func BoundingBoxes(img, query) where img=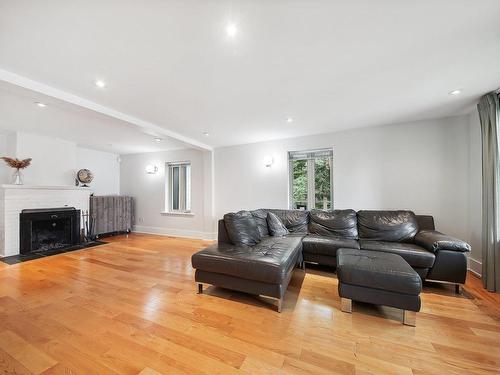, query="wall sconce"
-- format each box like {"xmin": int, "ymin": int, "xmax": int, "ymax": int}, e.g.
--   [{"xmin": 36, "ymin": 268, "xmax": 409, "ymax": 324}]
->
[
  {"xmin": 145, "ymin": 164, "xmax": 158, "ymax": 174},
  {"xmin": 263, "ymin": 155, "xmax": 274, "ymax": 168}
]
